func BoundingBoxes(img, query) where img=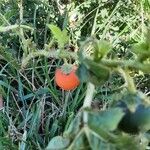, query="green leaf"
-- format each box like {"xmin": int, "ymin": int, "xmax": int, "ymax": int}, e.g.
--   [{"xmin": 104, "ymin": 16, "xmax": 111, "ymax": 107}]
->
[
  {"xmin": 132, "ymin": 29, "xmax": 150, "ymax": 61},
  {"xmin": 46, "ymin": 136, "xmax": 70, "ymax": 150},
  {"xmin": 116, "ymin": 100, "xmax": 139, "ymax": 134},
  {"xmin": 117, "ymin": 100, "xmax": 150, "ymax": 134},
  {"xmin": 47, "ymin": 24, "xmax": 69, "ymax": 48},
  {"xmin": 132, "ymin": 105, "xmax": 150, "ymax": 131},
  {"xmin": 86, "ymin": 130, "xmax": 115, "ymax": 150},
  {"xmin": 77, "ymin": 44, "xmax": 110, "ymax": 85},
  {"xmin": 132, "ymin": 42, "xmax": 150, "ymax": 61},
  {"xmin": 114, "ymin": 134, "xmax": 144, "ymax": 150},
  {"xmin": 72, "ymin": 133, "xmax": 91, "ymax": 150},
  {"xmin": 84, "ymin": 58, "xmax": 110, "ymax": 85},
  {"xmin": 76, "ymin": 63, "xmax": 89, "ymax": 83},
  {"xmin": 132, "ymin": 42, "xmax": 149, "ymax": 54},
  {"xmin": 88, "ymin": 108, "xmax": 124, "ymax": 131},
  {"xmin": 120, "ymin": 92, "xmax": 148, "ymax": 112},
  {"xmin": 62, "ymin": 29, "xmax": 69, "ymax": 42},
  {"xmin": 49, "ymin": 120, "xmax": 59, "ymax": 138},
  {"xmin": 93, "ymin": 40, "xmax": 111, "ymax": 61},
  {"xmin": 87, "ymin": 125, "xmax": 143, "ymax": 150}
]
